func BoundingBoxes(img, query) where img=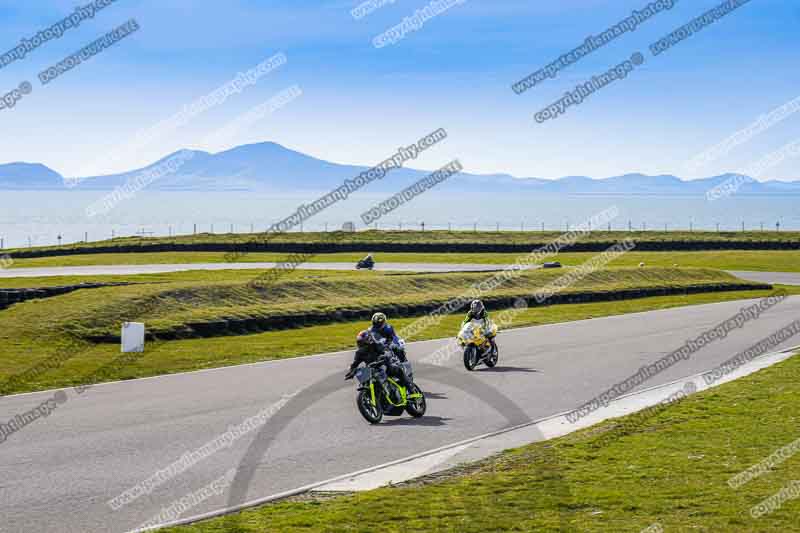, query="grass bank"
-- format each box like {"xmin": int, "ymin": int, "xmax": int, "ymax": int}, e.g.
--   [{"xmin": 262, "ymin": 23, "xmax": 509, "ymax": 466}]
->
[{"xmin": 26, "ymin": 268, "xmax": 762, "ymax": 341}]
